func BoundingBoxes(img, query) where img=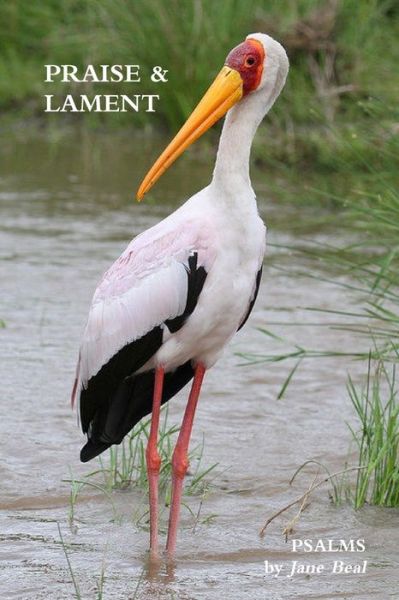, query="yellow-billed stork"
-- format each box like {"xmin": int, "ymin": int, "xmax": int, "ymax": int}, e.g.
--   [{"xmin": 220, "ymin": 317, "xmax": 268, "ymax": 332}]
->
[{"xmin": 72, "ymin": 33, "xmax": 289, "ymax": 557}]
